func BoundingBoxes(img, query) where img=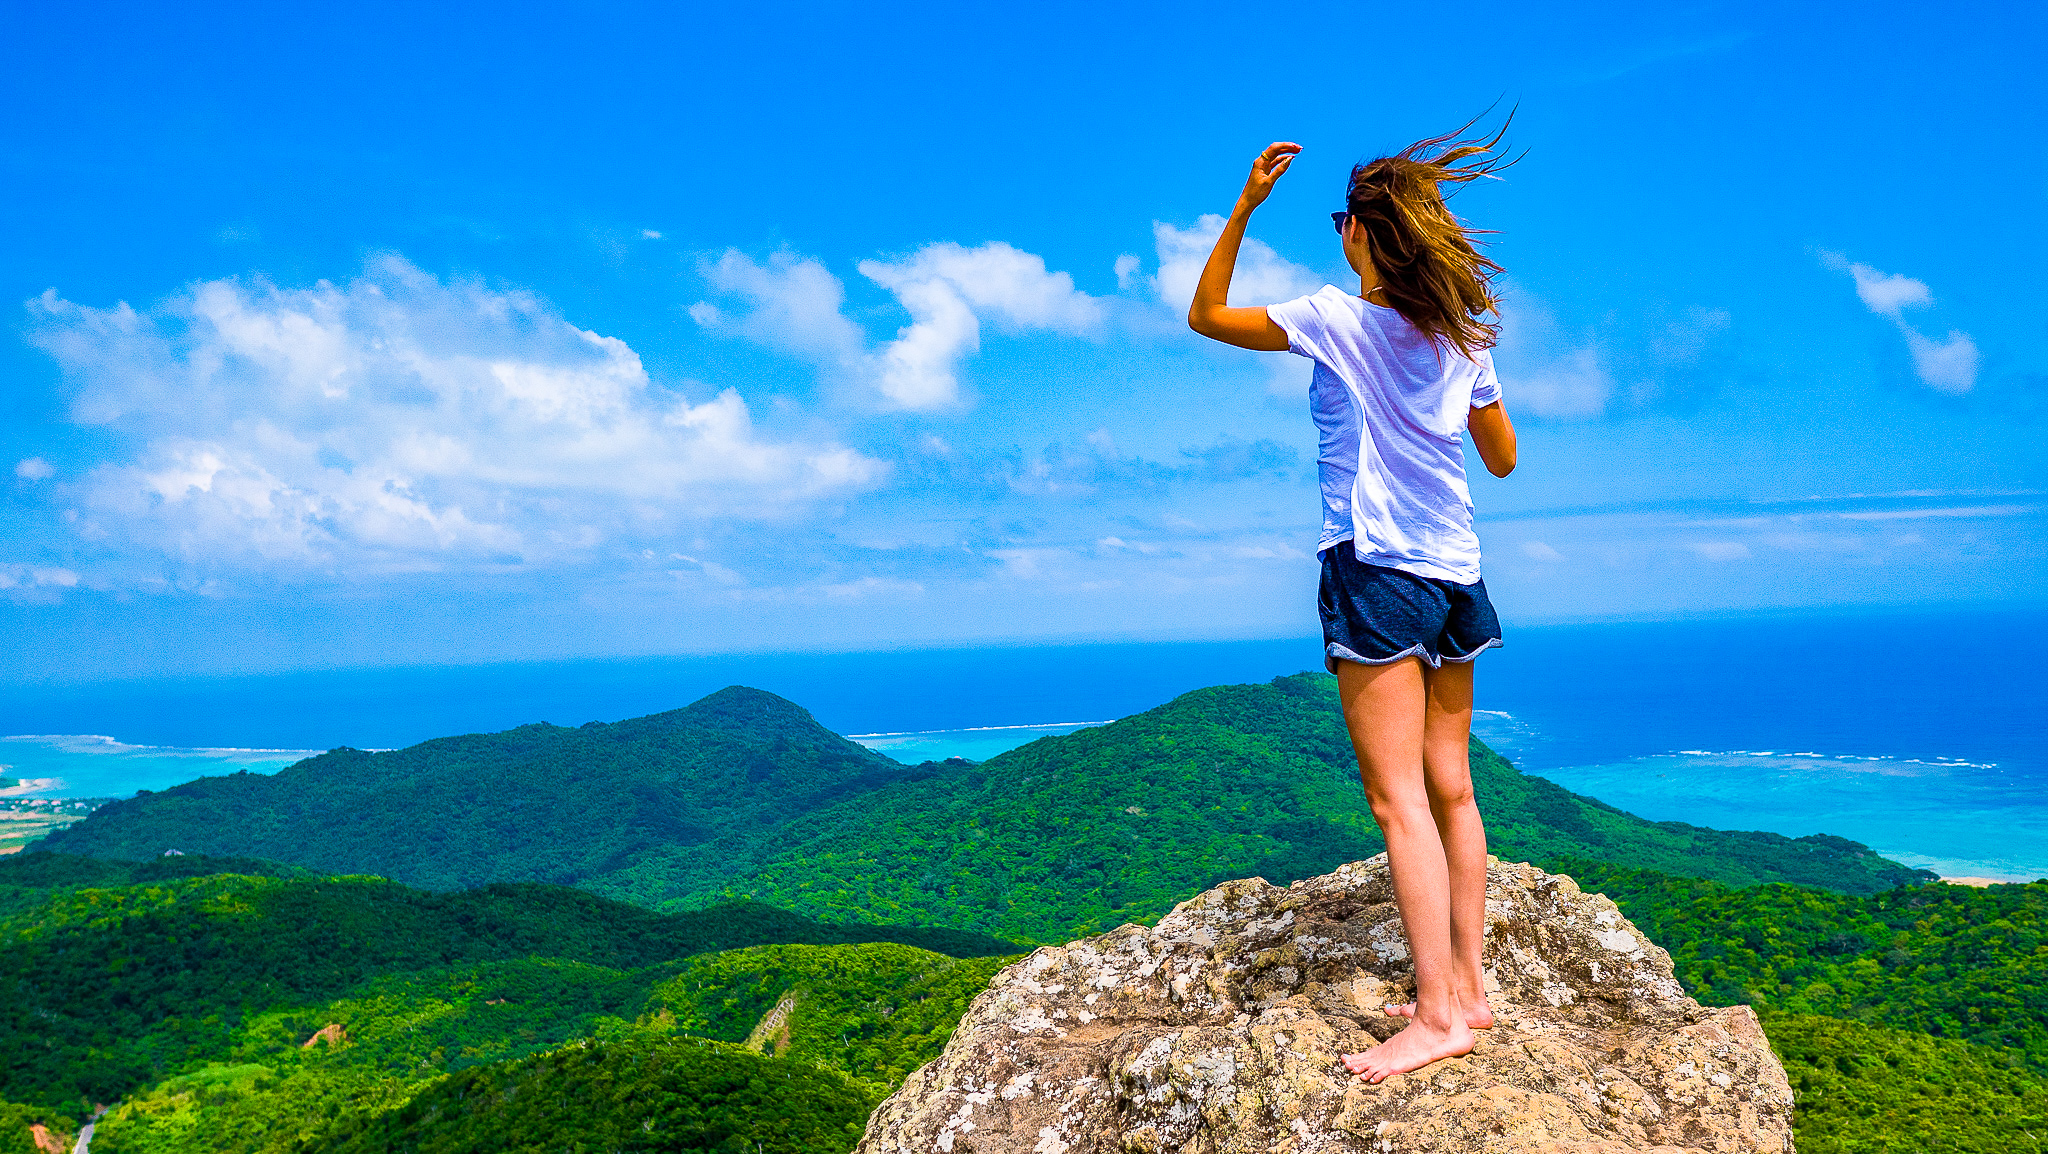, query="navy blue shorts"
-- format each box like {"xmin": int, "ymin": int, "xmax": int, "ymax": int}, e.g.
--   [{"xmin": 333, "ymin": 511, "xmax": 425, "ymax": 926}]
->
[{"xmin": 1319, "ymin": 543, "xmax": 1503, "ymax": 673}]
